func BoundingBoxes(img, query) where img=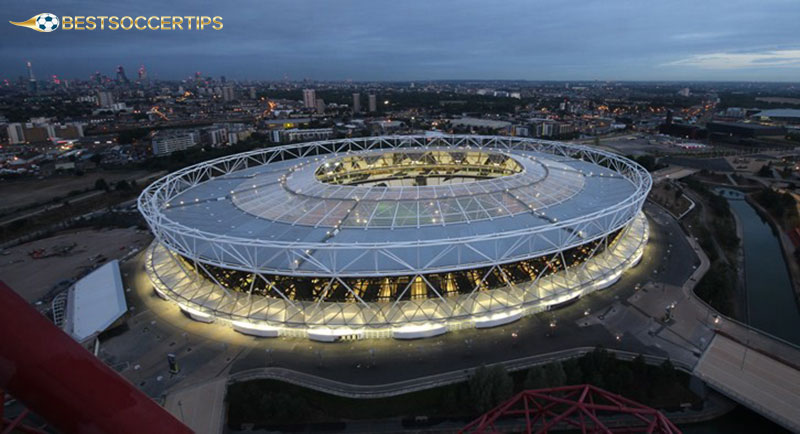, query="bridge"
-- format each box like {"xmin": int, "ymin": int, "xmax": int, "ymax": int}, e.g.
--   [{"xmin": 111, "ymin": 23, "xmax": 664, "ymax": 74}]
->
[
  {"xmin": 694, "ymin": 324, "xmax": 800, "ymax": 431},
  {"xmin": 637, "ymin": 203, "xmax": 800, "ymax": 432}
]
